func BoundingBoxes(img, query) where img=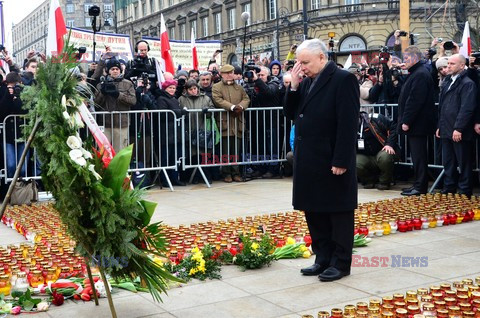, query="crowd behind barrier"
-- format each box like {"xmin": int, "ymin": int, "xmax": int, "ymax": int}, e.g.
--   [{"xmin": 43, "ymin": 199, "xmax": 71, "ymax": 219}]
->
[{"xmin": 2, "ymin": 104, "xmax": 480, "ymax": 192}]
